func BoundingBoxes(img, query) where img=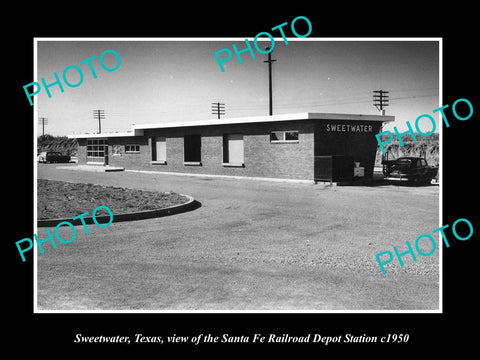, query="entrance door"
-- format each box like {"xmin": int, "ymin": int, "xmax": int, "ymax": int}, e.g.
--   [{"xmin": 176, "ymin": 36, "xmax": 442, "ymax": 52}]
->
[{"xmin": 86, "ymin": 138, "xmax": 108, "ymax": 165}]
